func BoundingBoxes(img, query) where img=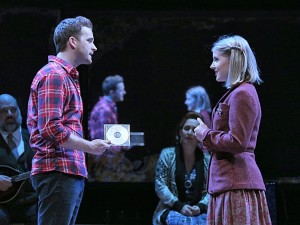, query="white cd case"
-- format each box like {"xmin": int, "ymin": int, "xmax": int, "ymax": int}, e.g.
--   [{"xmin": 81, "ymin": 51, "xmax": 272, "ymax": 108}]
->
[{"xmin": 104, "ymin": 124, "xmax": 130, "ymax": 146}]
